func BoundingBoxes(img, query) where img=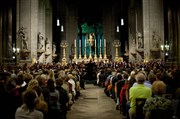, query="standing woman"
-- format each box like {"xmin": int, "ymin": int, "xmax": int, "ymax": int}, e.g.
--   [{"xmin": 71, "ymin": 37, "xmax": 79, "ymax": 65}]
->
[{"xmin": 15, "ymin": 90, "xmax": 43, "ymax": 119}]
